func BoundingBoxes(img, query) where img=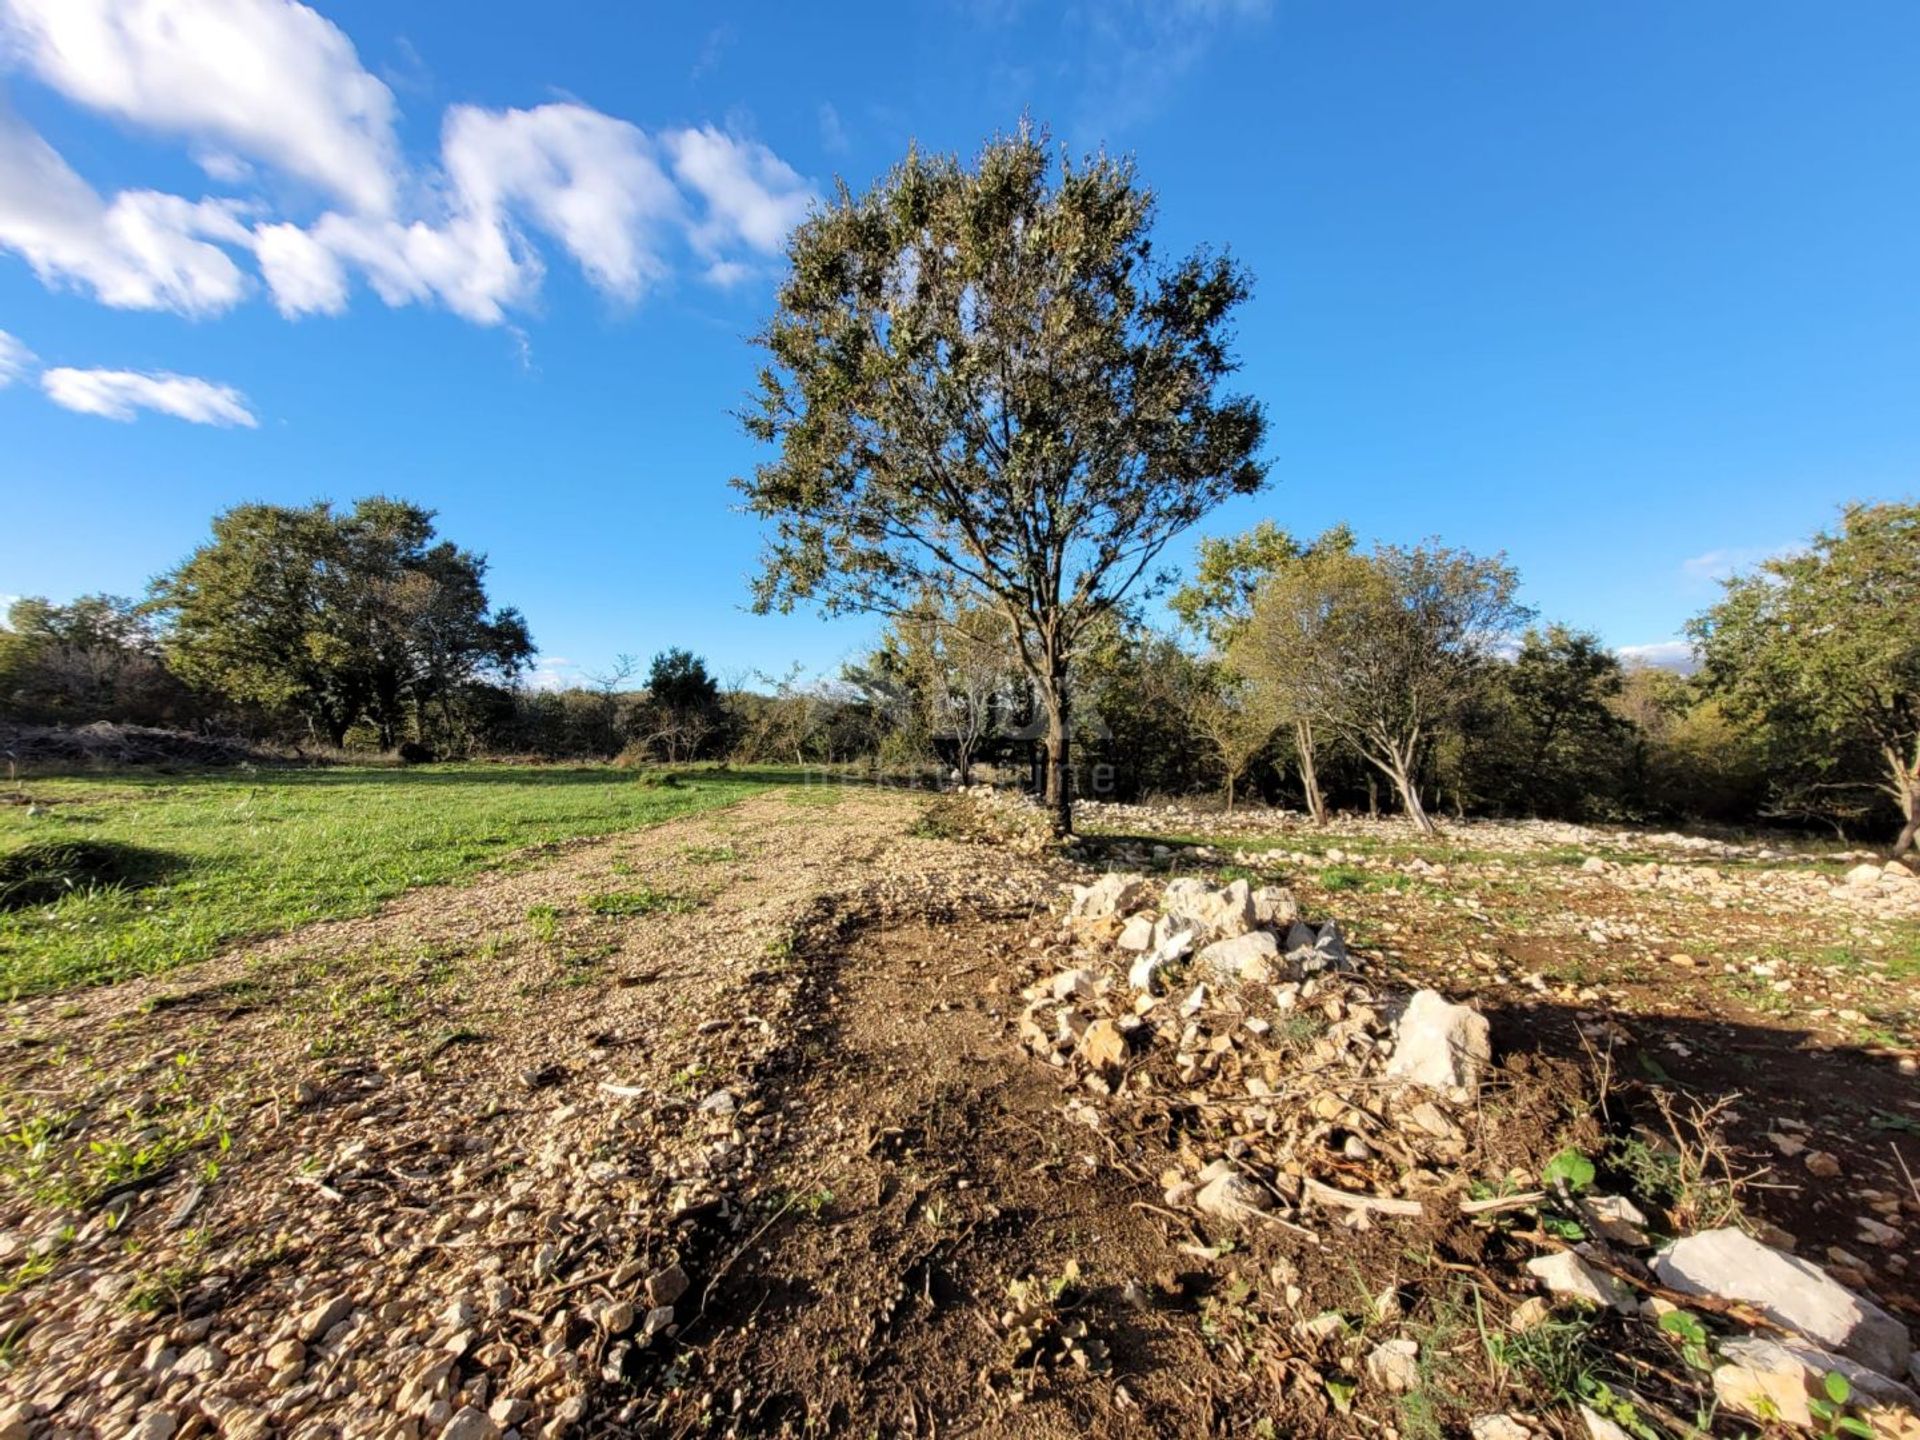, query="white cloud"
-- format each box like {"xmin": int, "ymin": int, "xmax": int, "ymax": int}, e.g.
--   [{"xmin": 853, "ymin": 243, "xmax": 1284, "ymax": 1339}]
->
[
  {"xmin": 665, "ymin": 126, "xmax": 813, "ymax": 259},
  {"xmin": 818, "ymin": 102, "xmax": 848, "ymax": 155},
  {"xmin": 0, "ymin": 0, "xmax": 400, "ymax": 213},
  {"xmin": 442, "ymin": 102, "xmax": 679, "ymax": 302},
  {"xmin": 0, "ymin": 3, "xmax": 816, "ymax": 327},
  {"xmin": 41, "ymin": 365, "xmax": 257, "ymax": 425},
  {"xmin": 0, "ymin": 106, "xmax": 251, "ymax": 314},
  {"xmin": 0, "ymin": 325, "xmax": 33, "ymax": 384},
  {"xmin": 1616, "ymin": 639, "xmax": 1698, "ymax": 674}
]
